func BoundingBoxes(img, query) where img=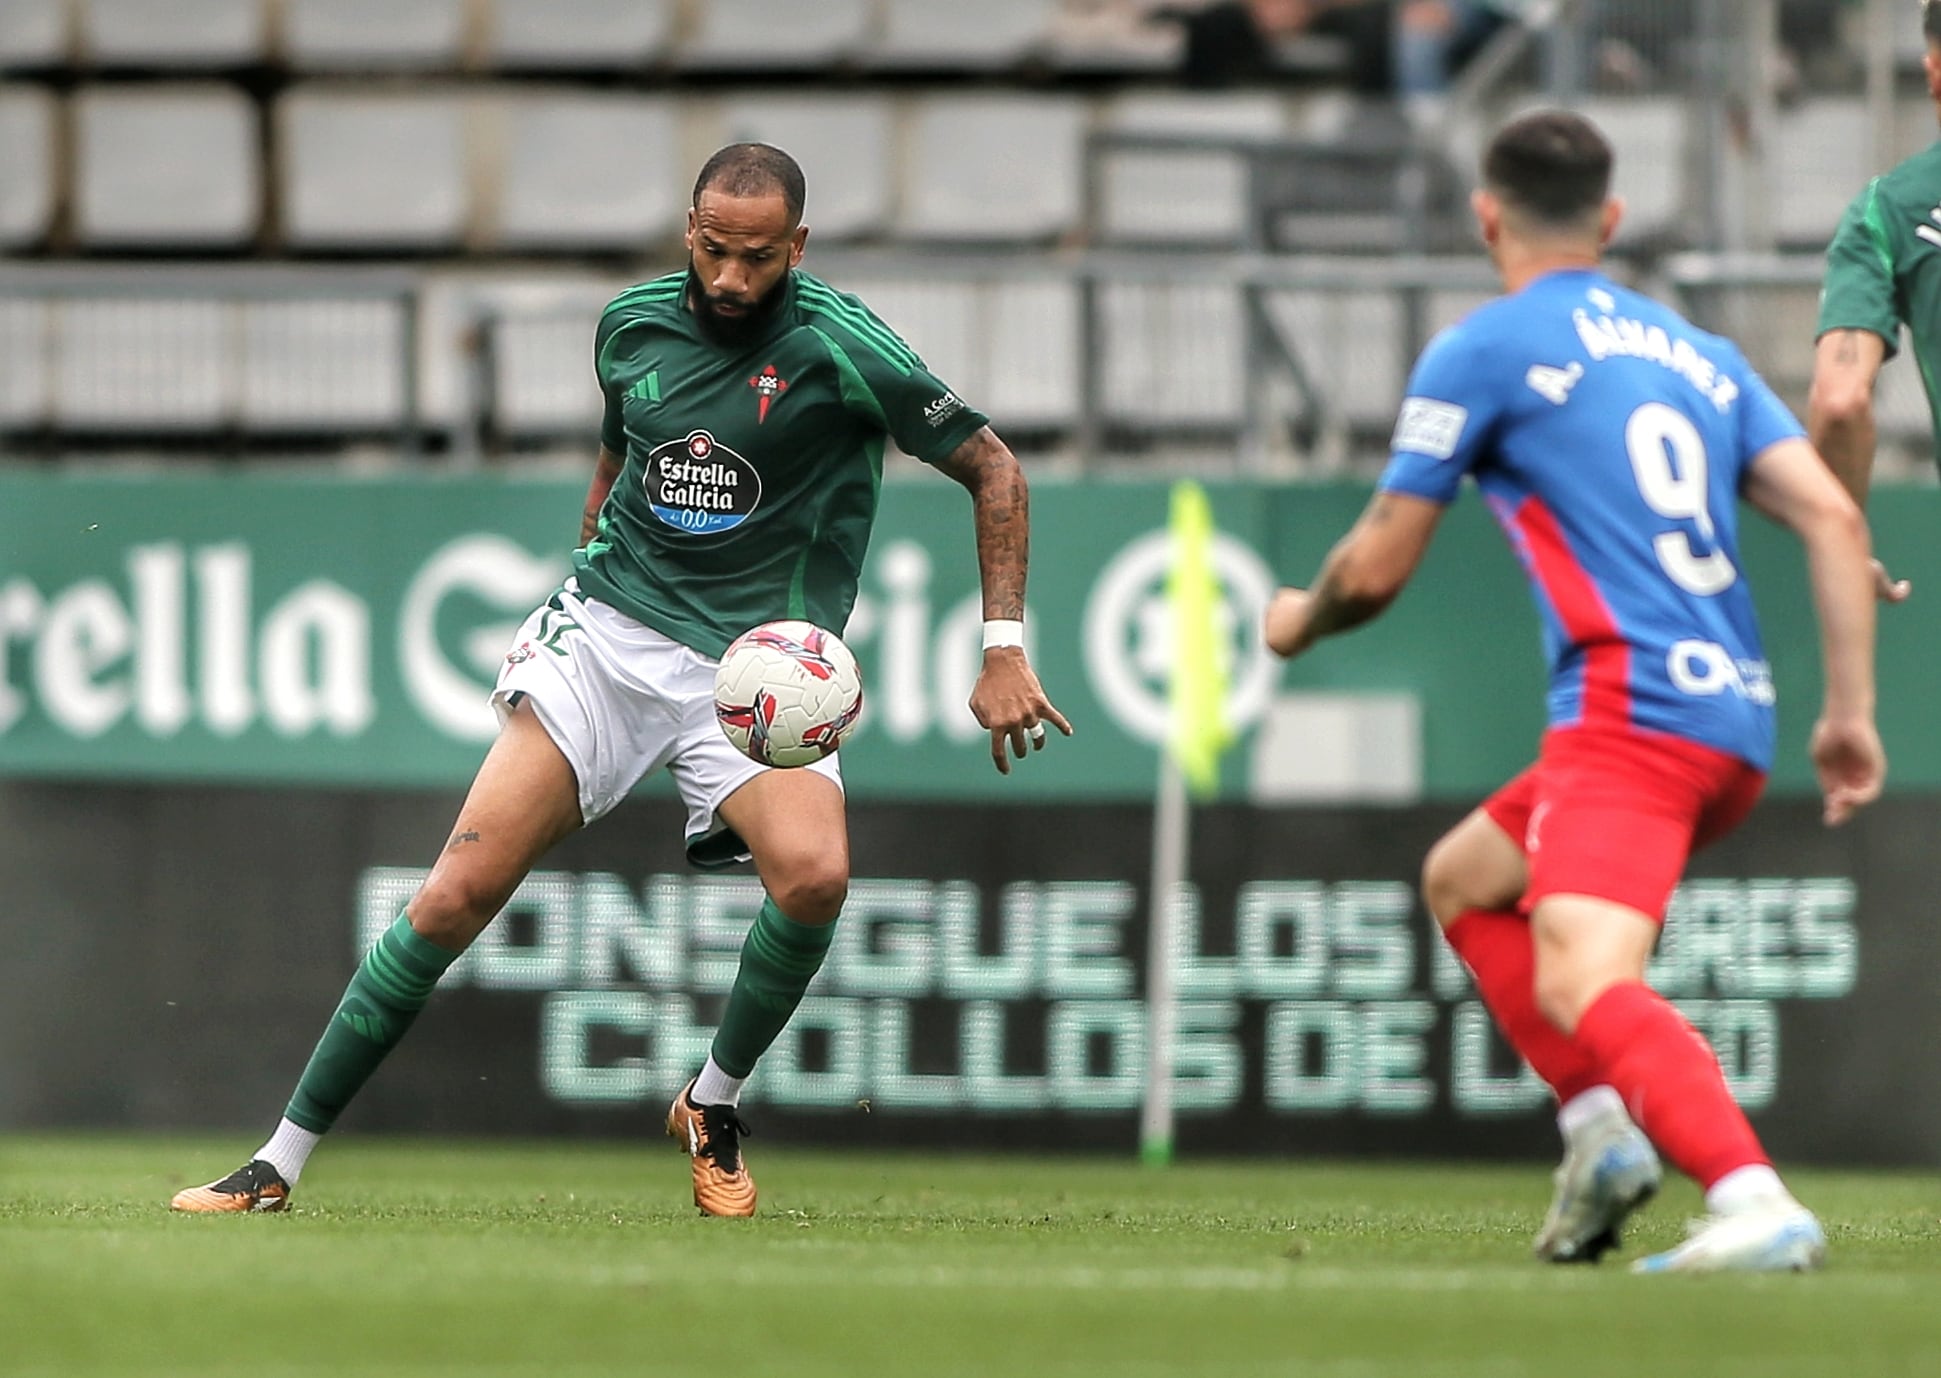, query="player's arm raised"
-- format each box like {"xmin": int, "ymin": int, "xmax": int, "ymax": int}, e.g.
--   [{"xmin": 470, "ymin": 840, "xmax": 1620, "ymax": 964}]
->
[
  {"xmin": 1264, "ymin": 491, "xmax": 1444, "ymax": 660},
  {"xmin": 1742, "ymin": 436, "xmax": 1886, "ymax": 824},
  {"xmin": 931, "ymin": 424, "xmax": 1073, "ymax": 774},
  {"xmin": 580, "ymin": 445, "xmax": 624, "ymax": 547}
]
